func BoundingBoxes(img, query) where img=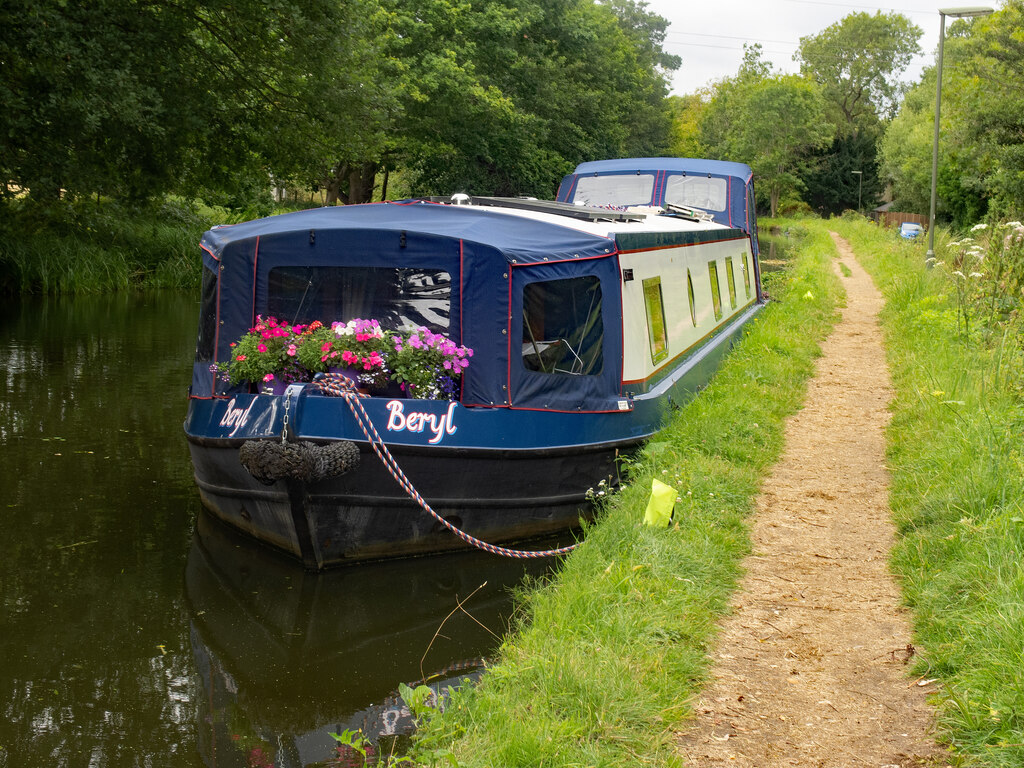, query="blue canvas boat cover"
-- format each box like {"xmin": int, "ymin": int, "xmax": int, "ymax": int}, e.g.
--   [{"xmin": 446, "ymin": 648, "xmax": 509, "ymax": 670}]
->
[{"xmin": 192, "ymin": 201, "xmax": 625, "ymax": 412}]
